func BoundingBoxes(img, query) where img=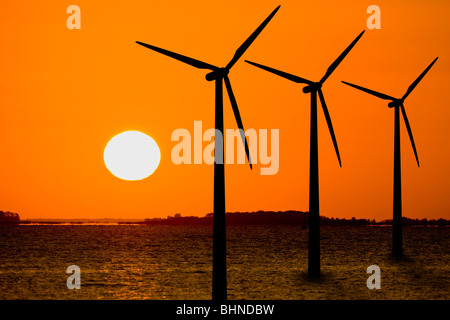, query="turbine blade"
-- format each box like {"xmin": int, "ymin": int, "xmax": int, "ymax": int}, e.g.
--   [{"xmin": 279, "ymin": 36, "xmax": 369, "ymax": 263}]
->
[
  {"xmin": 136, "ymin": 41, "xmax": 218, "ymax": 70},
  {"xmin": 318, "ymin": 89, "xmax": 341, "ymax": 167},
  {"xmin": 342, "ymin": 81, "xmax": 396, "ymax": 101},
  {"xmin": 245, "ymin": 60, "xmax": 313, "ymax": 84},
  {"xmin": 226, "ymin": 5, "xmax": 280, "ymax": 70},
  {"xmin": 400, "ymin": 104, "xmax": 420, "ymax": 167},
  {"xmin": 402, "ymin": 57, "xmax": 438, "ymax": 101},
  {"xmin": 224, "ymin": 76, "xmax": 252, "ymax": 169},
  {"xmin": 320, "ymin": 31, "xmax": 365, "ymax": 84}
]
